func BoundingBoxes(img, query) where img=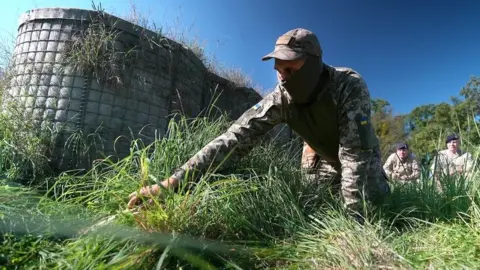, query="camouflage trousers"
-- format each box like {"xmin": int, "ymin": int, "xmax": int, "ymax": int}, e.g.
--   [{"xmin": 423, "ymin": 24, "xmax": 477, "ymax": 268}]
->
[{"xmin": 301, "ymin": 143, "xmax": 391, "ymax": 212}]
